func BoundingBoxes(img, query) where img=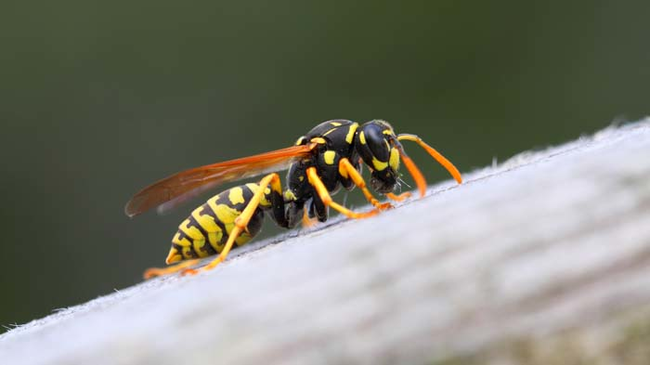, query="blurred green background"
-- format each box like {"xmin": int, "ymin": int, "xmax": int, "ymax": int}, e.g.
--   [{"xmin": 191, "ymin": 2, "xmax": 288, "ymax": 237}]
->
[{"xmin": 1, "ymin": 1, "xmax": 648, "ymax": 331}]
